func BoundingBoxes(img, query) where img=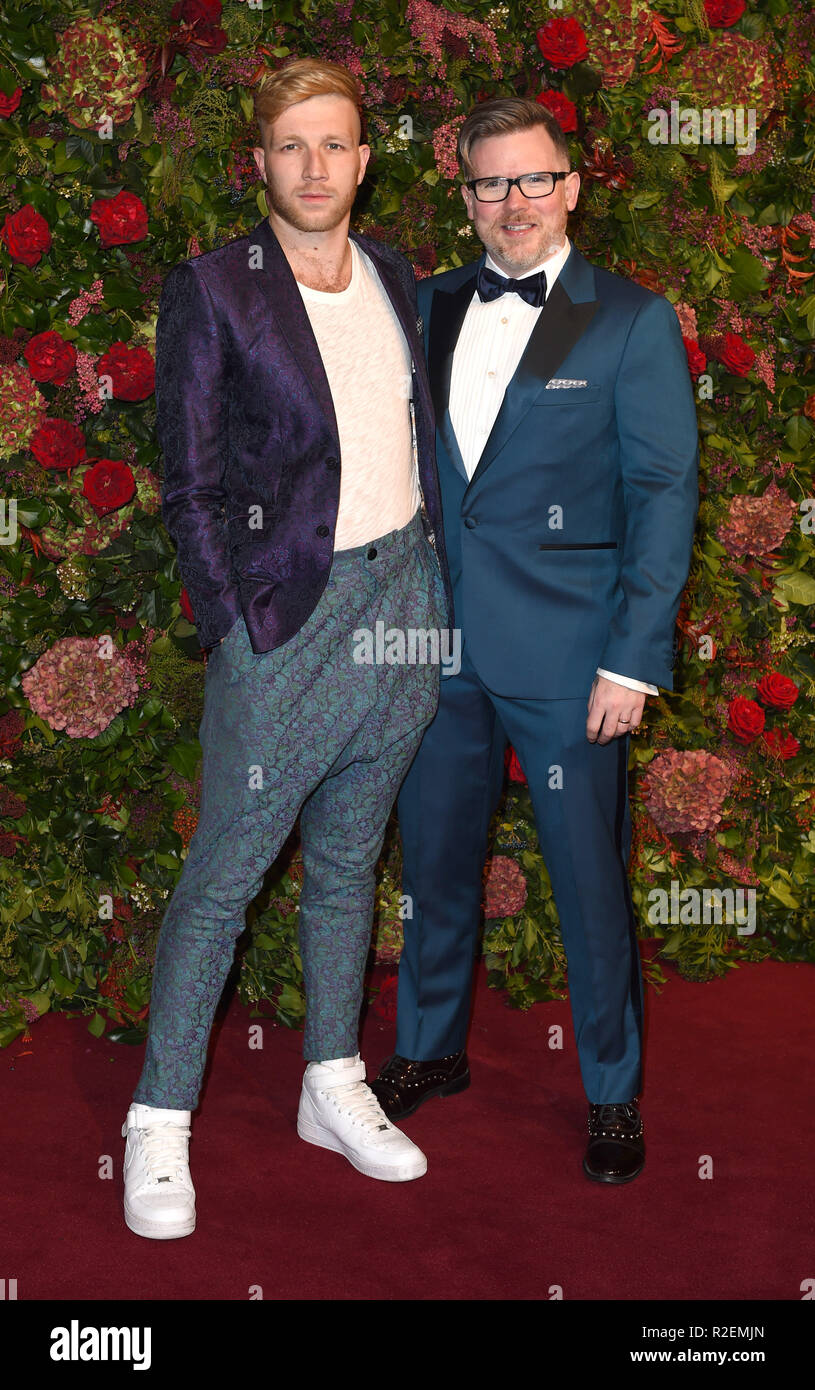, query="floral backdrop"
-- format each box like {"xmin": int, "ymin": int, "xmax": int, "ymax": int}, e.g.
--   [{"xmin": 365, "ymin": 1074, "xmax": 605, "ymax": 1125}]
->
[{"xmin": 0, "ymin": 0, "xmax": 813, "ymax": 1047}]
